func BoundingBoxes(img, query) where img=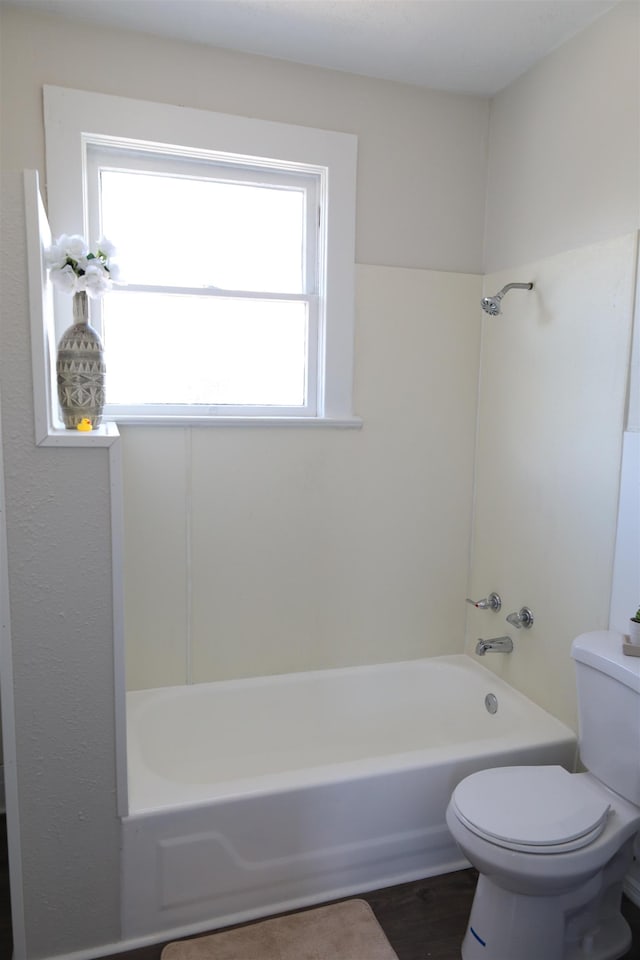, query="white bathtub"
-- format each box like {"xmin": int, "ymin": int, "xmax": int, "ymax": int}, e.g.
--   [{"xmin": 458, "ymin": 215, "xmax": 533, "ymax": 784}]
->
[{"xmin": 122, "ymin": 654, "xmax": 576, "ymax": 944}]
